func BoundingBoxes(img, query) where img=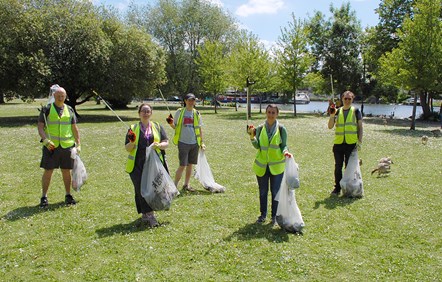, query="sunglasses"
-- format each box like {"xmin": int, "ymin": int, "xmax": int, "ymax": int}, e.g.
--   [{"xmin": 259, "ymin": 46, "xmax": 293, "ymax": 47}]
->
[
  {"xmin": 343, "ymin": 97, "xmax": 352, "ymax": 101},
  {"xmin": 140, "ymin": 109, "xmax": 151, "ymax": 113}
]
